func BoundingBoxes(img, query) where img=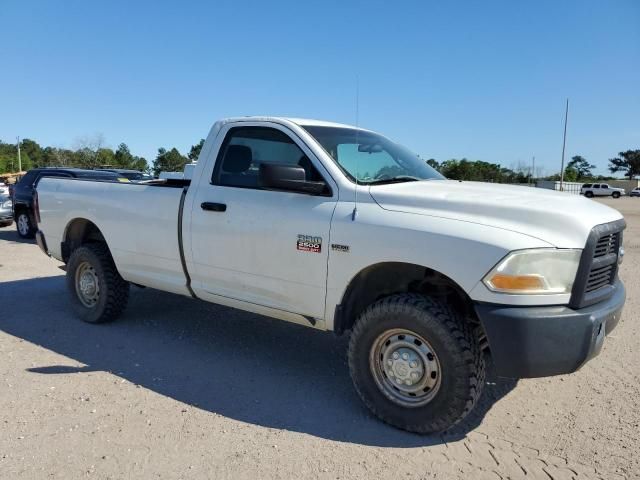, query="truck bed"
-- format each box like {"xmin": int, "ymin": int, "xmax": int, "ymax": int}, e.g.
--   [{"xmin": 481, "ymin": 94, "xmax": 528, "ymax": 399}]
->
[{"xmin": 37, "ymin": 177, "xmax": 191, "ymax": 296}]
